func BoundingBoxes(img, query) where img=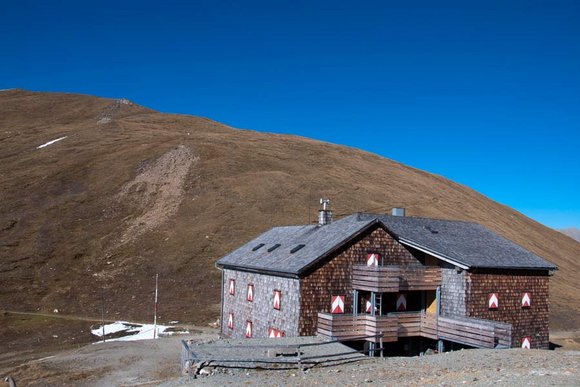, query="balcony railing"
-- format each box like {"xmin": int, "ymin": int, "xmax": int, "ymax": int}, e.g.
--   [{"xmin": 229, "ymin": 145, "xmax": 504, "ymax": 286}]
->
[
  {"xmin": 352, "ymin": 264, "xmax": 442, "ymax": 292},
  {"xmin": 317, "ymin": 311, "xmax": 511, "ymax": 349}
]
